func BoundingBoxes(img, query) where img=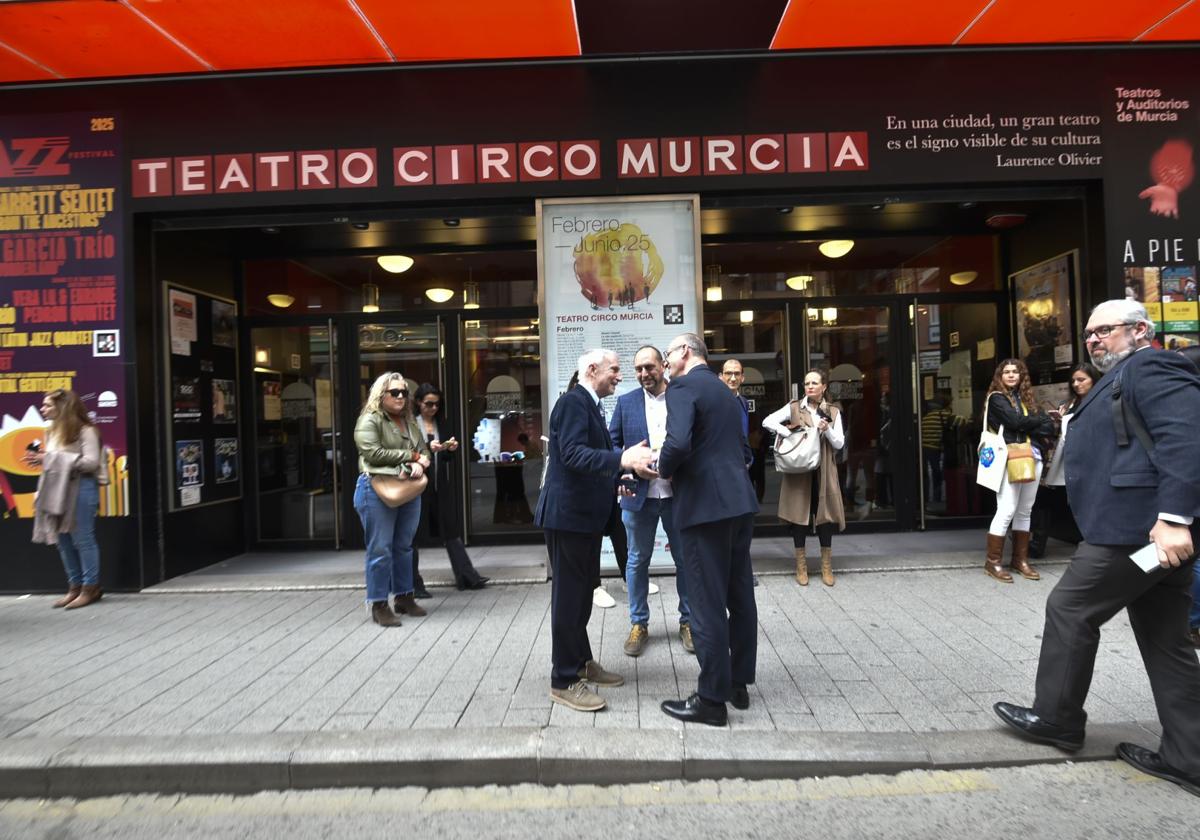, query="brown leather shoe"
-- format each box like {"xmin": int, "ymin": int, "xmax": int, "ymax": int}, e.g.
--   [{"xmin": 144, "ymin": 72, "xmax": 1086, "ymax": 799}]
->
[
  {"xmin": 370, "ymin": 601, "xmax": 403, "ymax": 627},
  {"xmin": 64, "ymin": 585, "xmax": 101, "ymax": 610},
  {"xmin": 794, "ymin": 548, "xmax": 809, "ymax": 586},
  {"xmin": 53, "ymin": 585, "xmax": 81, "ymax": 609},
  {"xmin": 1010, "ymin": 531, "xmax": 1040, "ymax": 580},
  {"xmin": 393, "ymin": 593, "xmax": 427, "ymax": 617},
  {"xmin": 820, "ymin": 547, "xmax": 835, "ymax": 587},
  {"xmin": 984, "ymin": 534, "xmax": 1013, "ymax": 583}
]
